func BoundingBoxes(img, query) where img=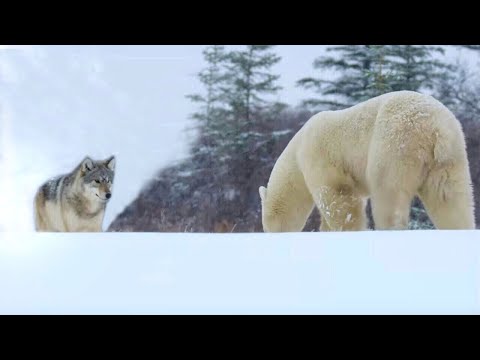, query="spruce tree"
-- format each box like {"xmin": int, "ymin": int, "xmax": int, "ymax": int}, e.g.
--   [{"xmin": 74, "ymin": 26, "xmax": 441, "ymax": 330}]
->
[
  {"xmin": 186, "ymin": 45, "xmax": 230, "ymax": 166},
  {"xmin": 386, "ymin": 45, "xmax": 450, "ymax": 92},
  {"xmin": 298, "ymin": 45, "xmax": 451, "ymax": 111},
  {"xmin": 297, "ymin": 45, "xmax": 395, "ymax": 110},
  {"xmin": 186, "ymin": 45, "xmax": 283, "ymax": 201},
  {"xmin": 186, "ymin": 45, "xmax": 283, "ymax": 175},
  {"xmin": 221, "ymin": 45, "xmax": 283, "ymax": 209},
  {"xmin": 225, "ymin": 45, "xmax": 282, "ymax": 138}
]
